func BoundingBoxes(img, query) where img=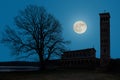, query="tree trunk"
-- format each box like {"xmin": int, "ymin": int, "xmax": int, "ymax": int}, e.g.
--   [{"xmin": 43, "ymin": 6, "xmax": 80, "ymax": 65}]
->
[{"xmin": 38, "ymin": 53, "xmax": 46, "ymax": 71}]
